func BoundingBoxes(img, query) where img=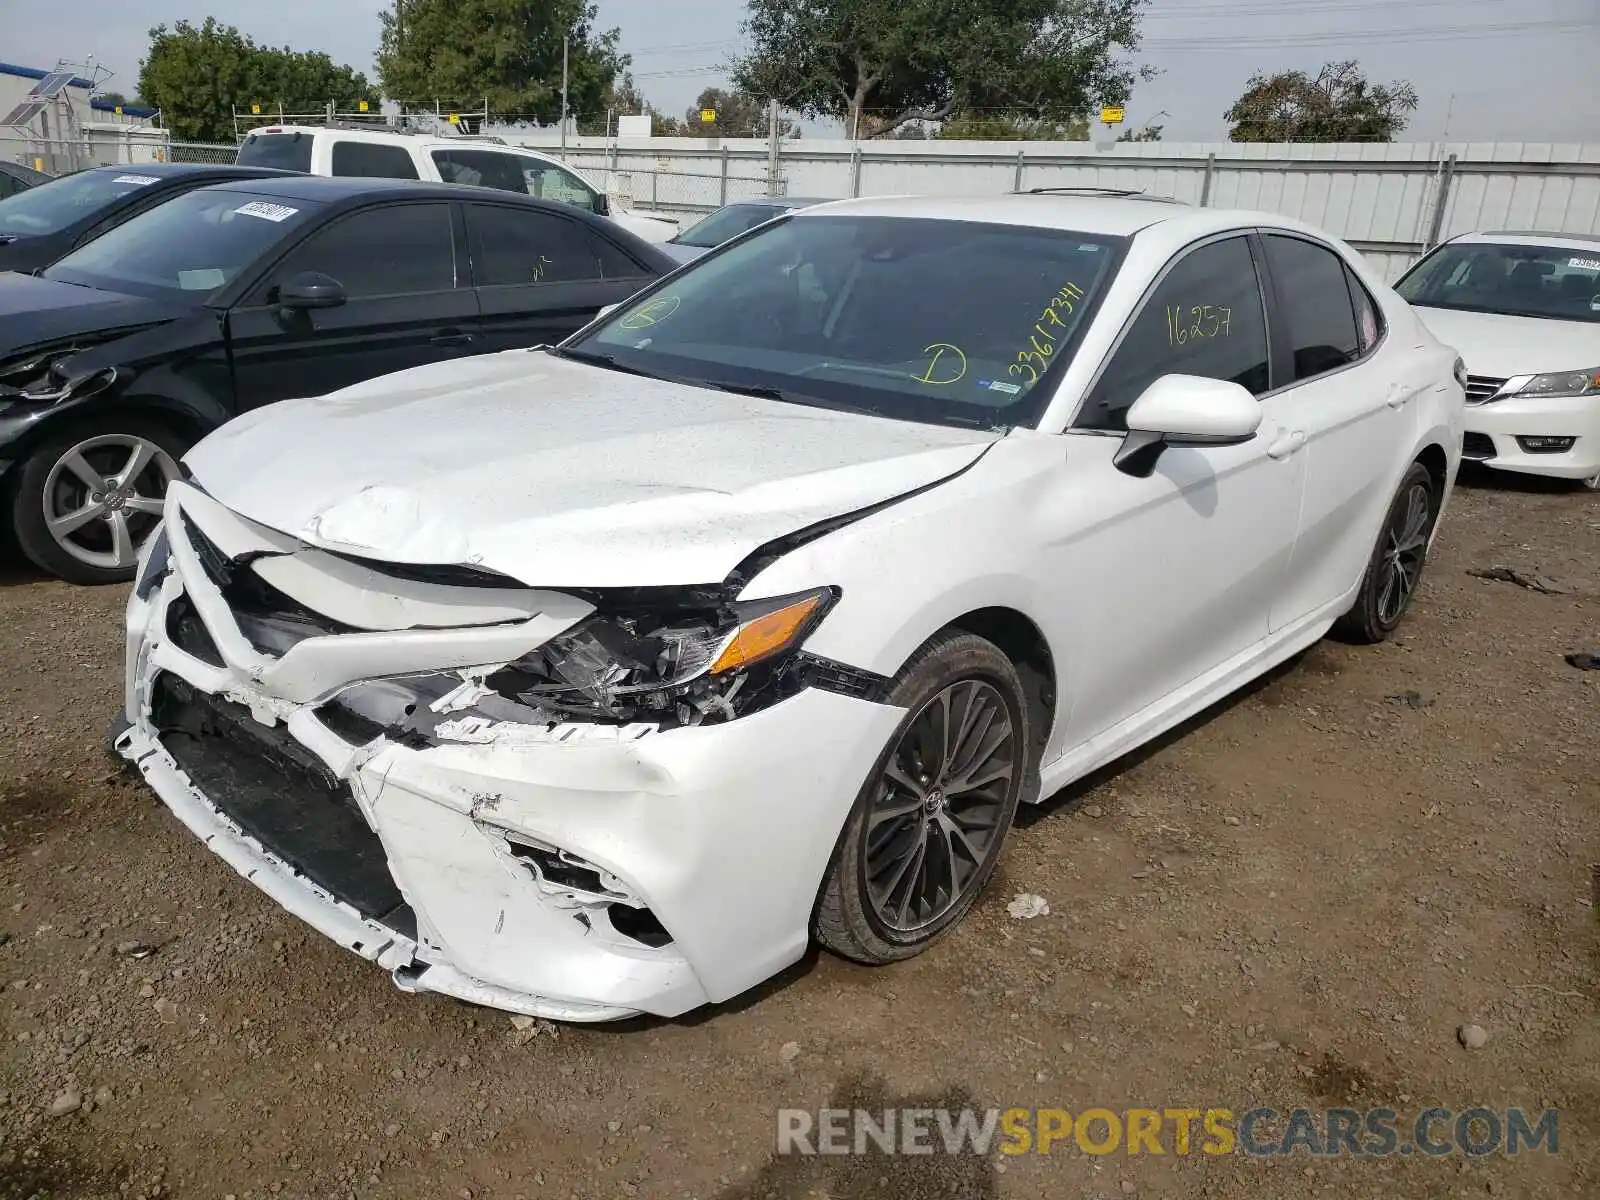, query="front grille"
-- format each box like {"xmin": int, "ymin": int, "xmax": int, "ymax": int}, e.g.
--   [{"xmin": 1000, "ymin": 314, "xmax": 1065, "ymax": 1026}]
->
[
  {"xmin": 150, "ymin": 672, "xmax": 414, "ymax": 936},
  {"xmin": 1462, "ymin": 431, "xmax": 1497, "ymax": 461},
  {"xmin": 1464, "ymin": 375, "xmax": 1507, "ymax": 404}
]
